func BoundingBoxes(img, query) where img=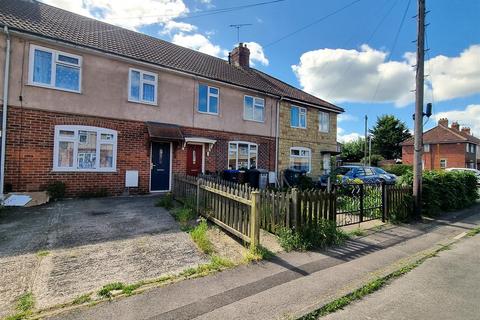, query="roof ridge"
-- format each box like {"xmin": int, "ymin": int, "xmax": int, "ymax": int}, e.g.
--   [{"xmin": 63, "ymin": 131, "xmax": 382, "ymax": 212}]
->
[{"xmin": 440, "ymin": 124, "xmax": 468, "ymax": 141}]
